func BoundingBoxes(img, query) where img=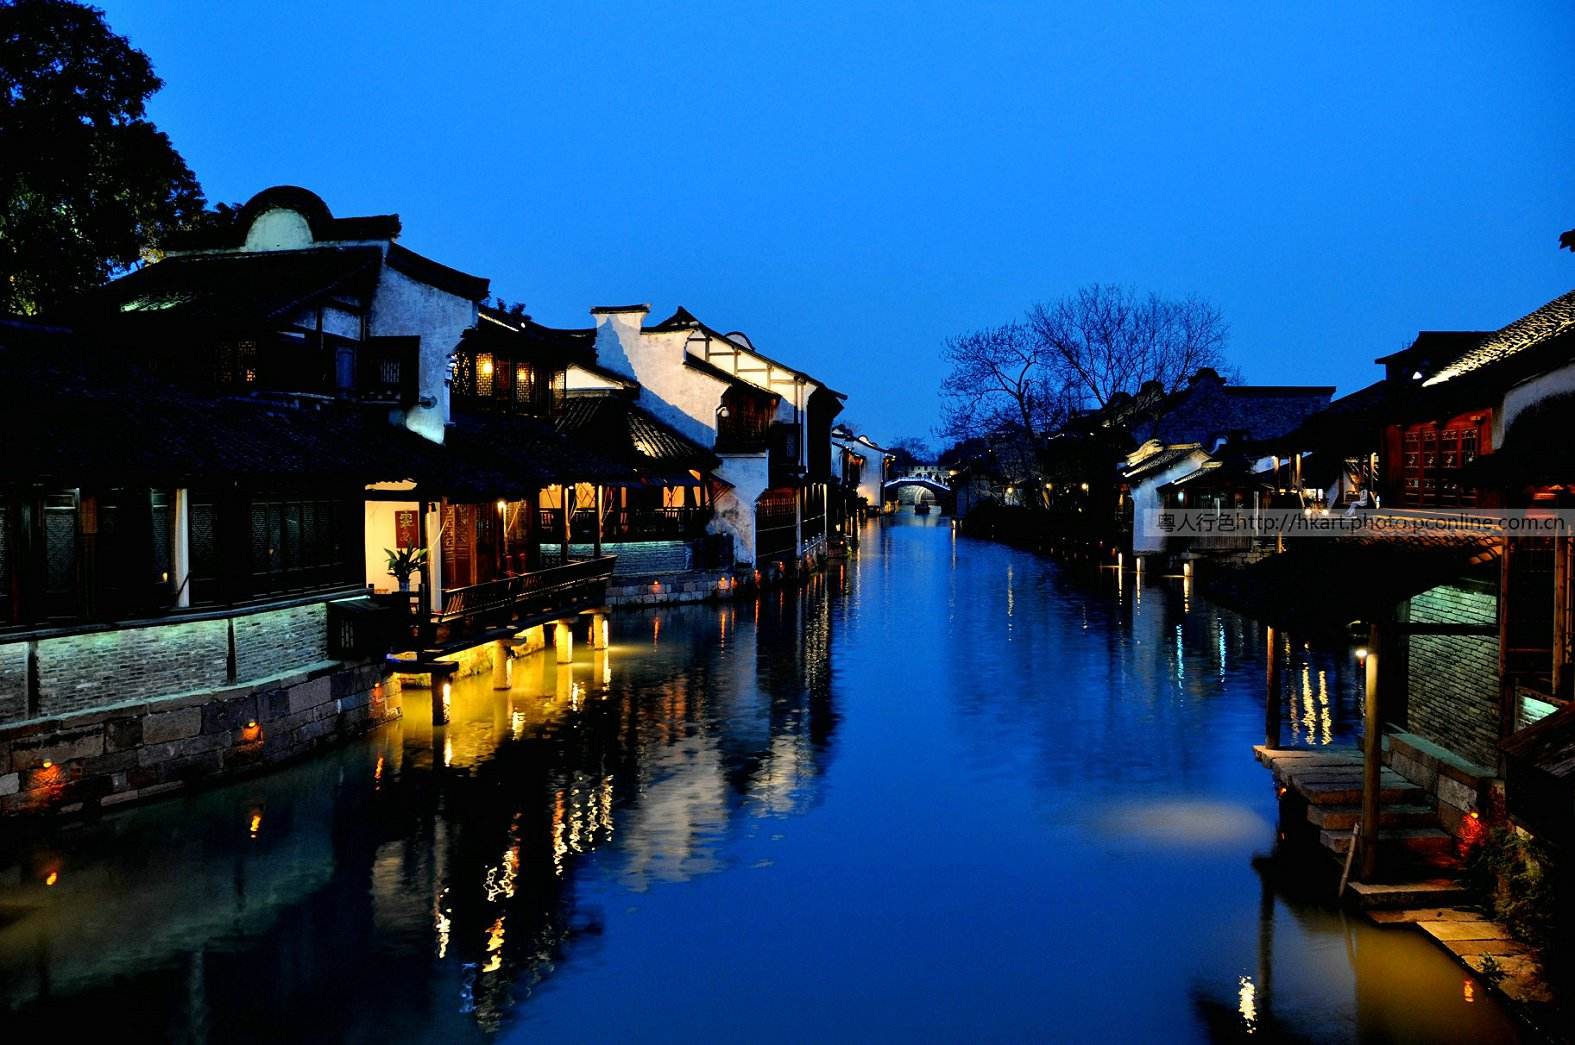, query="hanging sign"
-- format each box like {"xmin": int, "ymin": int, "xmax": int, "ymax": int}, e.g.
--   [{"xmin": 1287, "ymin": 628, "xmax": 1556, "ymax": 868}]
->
[{"xmin": 395, "ymin": 509, "xmax": 419, "ymax": 549}]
